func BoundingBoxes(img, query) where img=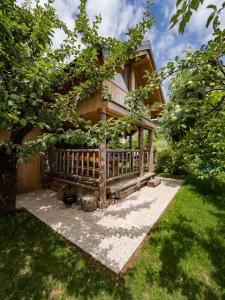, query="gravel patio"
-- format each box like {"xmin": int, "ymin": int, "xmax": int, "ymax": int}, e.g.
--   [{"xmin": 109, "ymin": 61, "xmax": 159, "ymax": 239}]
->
[{"xmin": 17, "ymin": 178, "xmax": 184, "ymax": 274}]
